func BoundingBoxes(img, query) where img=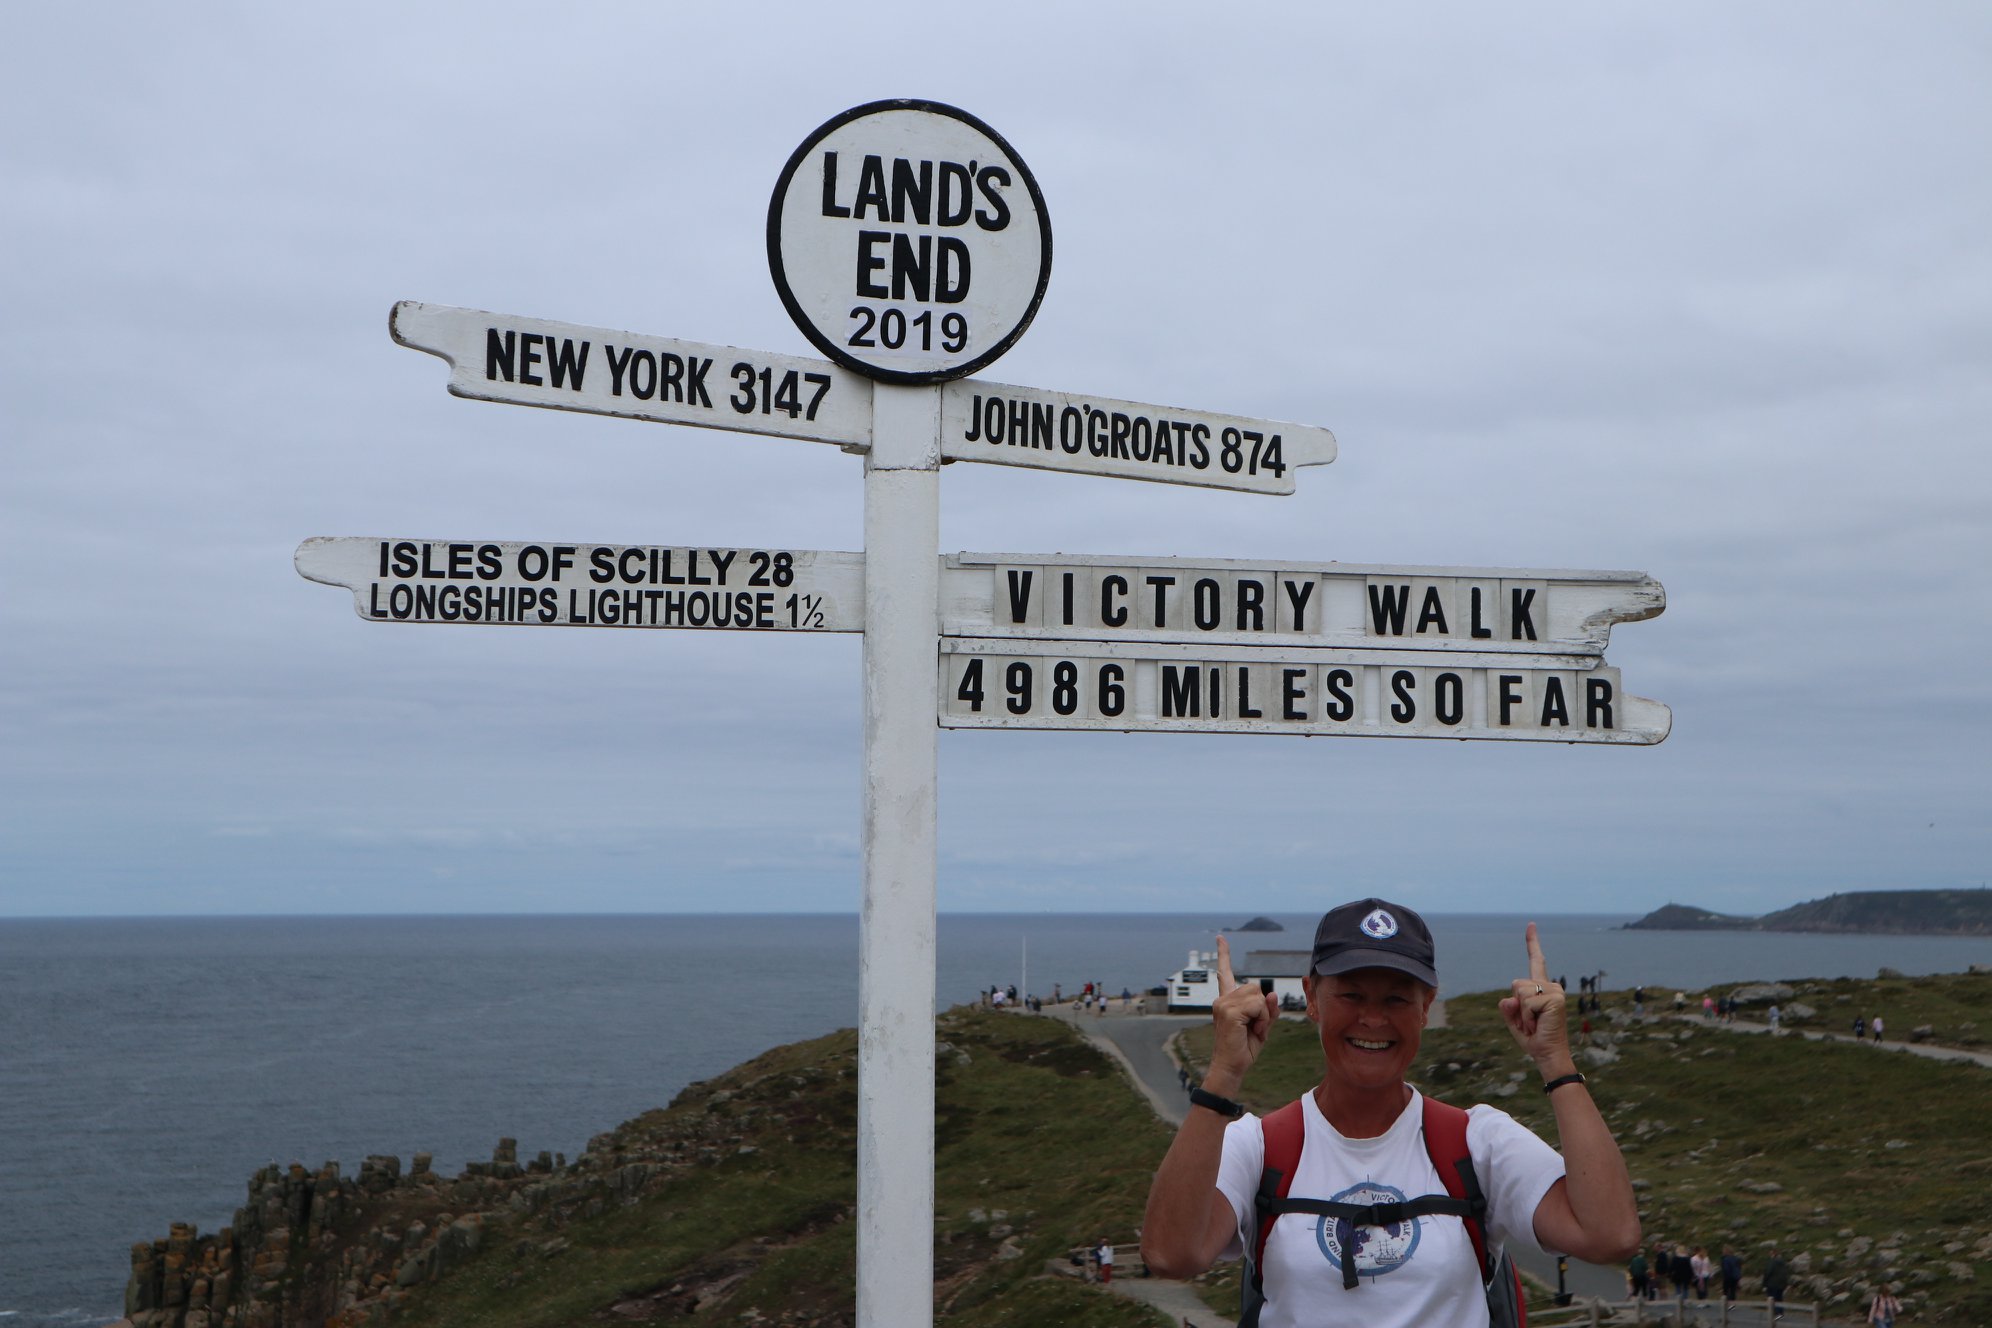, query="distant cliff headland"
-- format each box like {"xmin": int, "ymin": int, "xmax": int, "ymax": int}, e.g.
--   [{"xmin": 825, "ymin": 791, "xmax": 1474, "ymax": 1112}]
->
[{"xmin": 1625, "ymin": 888, "xmax": 1992, "ymax": 935}]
